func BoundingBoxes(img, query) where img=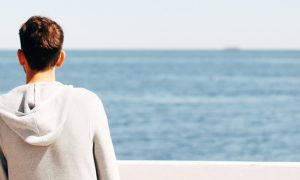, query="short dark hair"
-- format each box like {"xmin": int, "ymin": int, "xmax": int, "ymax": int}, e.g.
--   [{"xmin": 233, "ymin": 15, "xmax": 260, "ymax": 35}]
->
[{"xmin": 19, "ymin": 16, "xmax": 64, "ymax": 71}]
